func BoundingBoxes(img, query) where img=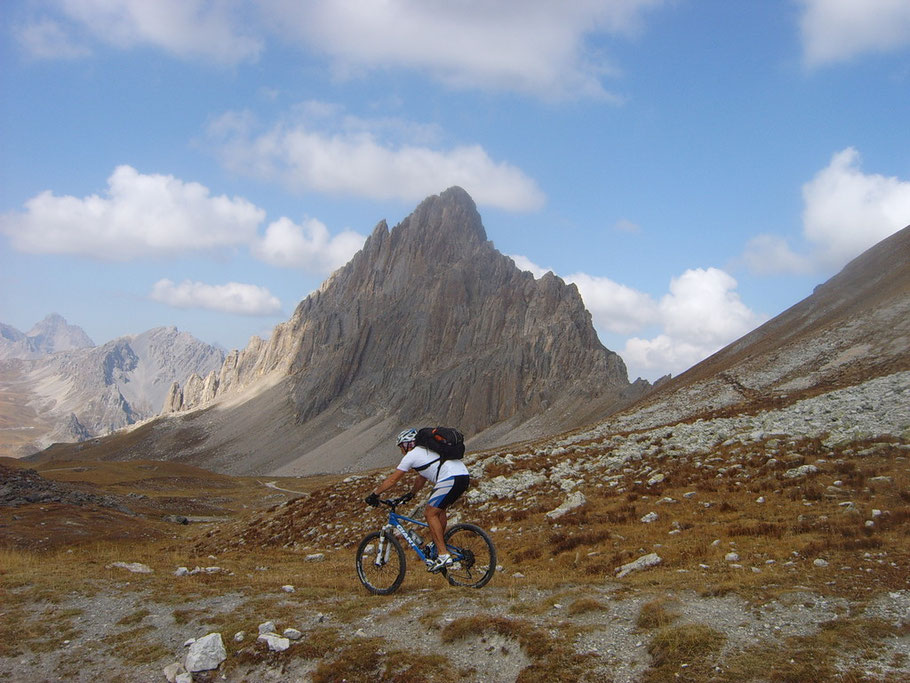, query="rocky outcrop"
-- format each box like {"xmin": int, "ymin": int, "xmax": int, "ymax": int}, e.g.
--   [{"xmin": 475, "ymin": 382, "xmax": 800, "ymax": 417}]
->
[
  {"xmin": 157, "ymin": 187, "xmax": 641, "ymax": 473},
  {"xmin": 0, "ymin": 463, "xmax": 132, "ymax": 513}
]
